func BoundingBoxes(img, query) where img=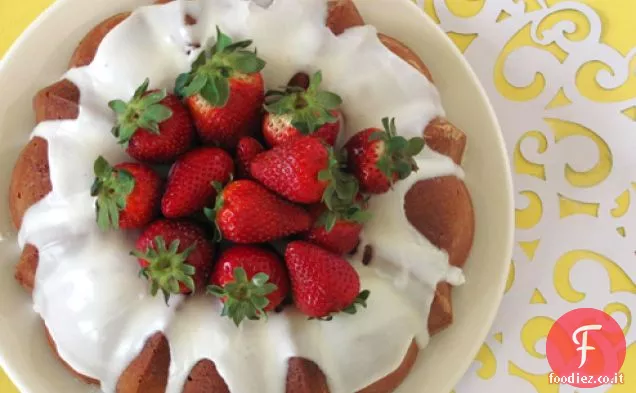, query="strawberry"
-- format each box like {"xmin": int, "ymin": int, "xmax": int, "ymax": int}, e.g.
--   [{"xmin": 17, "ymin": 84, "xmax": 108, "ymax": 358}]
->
[
  {"xmin": 235, "ymin": 136, "xmax": 264, "ymax": 179},
  {"xmin": 208, "ymin": 245, "xmax": 290, "ymax": 326},
  {"xmin": 132, "ymin": 219, "xmax": 214, "ymax": 303},
  {"xmin": 249, "ymin": 136, "xmax": 359, "ymax": 205},
  {"xmin": 303, "ymin": 199, "xmax": 370, "ymax": 255},
  {"xmin": 263, "ymin": 71, "xmax": 342, "ymax": 147},
  {"xmin": 175, "ymin": 27, "xmax": 266, "ymax": 149},
  {"xmin": 344, "ymin": 117, "xmax": 425, "ymax": 194},
  {"xmin": 91, "ymin": 156, "xmax": 162, "ymax": 230},
  {"xmin": 205, "ymin": 180, "xmax": 312, "ymax": 244},
  {"xmin": 161, "ymin": 147, "xmax": 234, "ymax": 219},
  {"xmin": 285, "ymin": 241, "xmax": 369, "ymax": 319},
  {"xmin": 108, "ymin": 78, "xmax": 195, "ymax": 163}
]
